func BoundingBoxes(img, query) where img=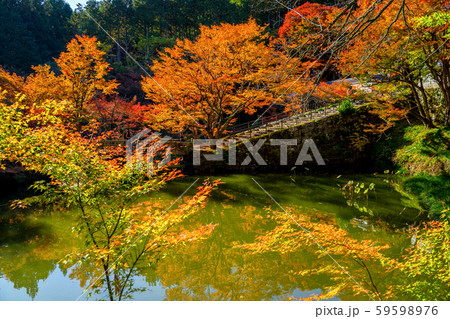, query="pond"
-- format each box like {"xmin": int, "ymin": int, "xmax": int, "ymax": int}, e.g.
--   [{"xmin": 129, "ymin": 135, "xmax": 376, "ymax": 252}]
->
[{"xmin": 0, "ymin": 173, "xmax": 424, "ymax": 301}]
